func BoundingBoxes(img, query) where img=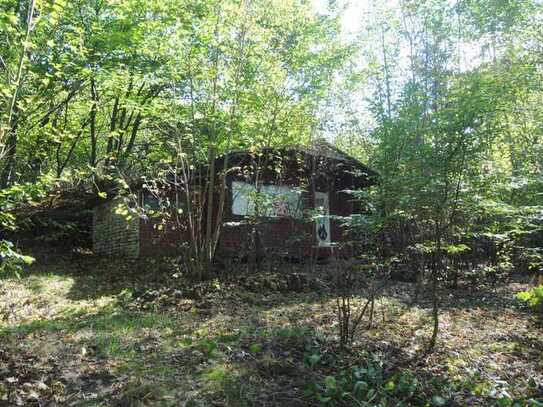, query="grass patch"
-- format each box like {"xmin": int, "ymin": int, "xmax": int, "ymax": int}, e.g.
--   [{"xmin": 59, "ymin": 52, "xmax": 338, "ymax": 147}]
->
[{"xmin": 0, "ymin": 258, "xmax": 542, "ymax": 406}]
